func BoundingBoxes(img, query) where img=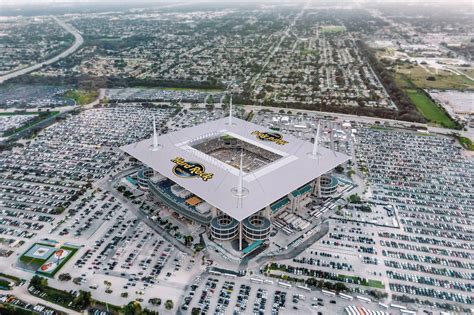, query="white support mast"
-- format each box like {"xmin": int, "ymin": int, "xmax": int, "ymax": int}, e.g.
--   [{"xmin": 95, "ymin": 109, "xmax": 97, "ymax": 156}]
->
[
  {"xmin": 232, "ymin": 148, "xmax": 248, "ymax": 203},
  {"xmin": 151, "ymin": 115, "xmax": 160, "ymax": 151},
  {"xmin": 228, "ymin": 94, "xmax": 233, "ymax": 126},
  {"xmin": 312, "ymin": 120, "xmax": 321, "ymax": 157},
  {"xmin": 238, "ymin": 149, "xmax": 243, "ymax": 197}
]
